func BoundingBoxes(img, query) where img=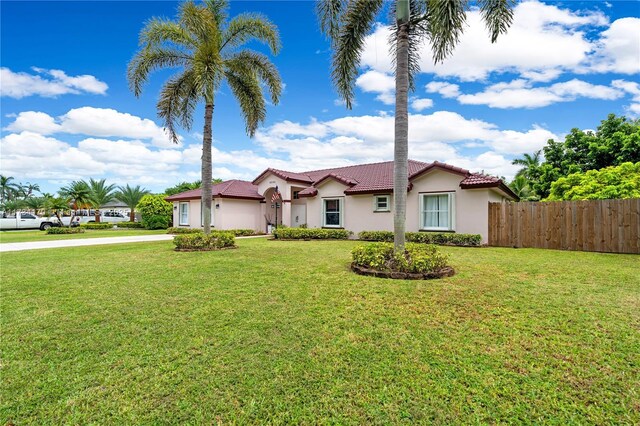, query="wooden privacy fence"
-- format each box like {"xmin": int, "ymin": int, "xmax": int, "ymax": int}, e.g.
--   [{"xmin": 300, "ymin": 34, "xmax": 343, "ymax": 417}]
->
[{"xmin": 488, "ymin": 199, "xmax": 640, "ymax": 254}]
